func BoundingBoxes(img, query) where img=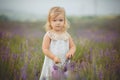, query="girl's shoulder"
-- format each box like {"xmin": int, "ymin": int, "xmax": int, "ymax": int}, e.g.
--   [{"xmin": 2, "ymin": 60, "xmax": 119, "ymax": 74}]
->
[{"xmin": 45, "ymin": 30, "xmax": 71, "ymax": 40}]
